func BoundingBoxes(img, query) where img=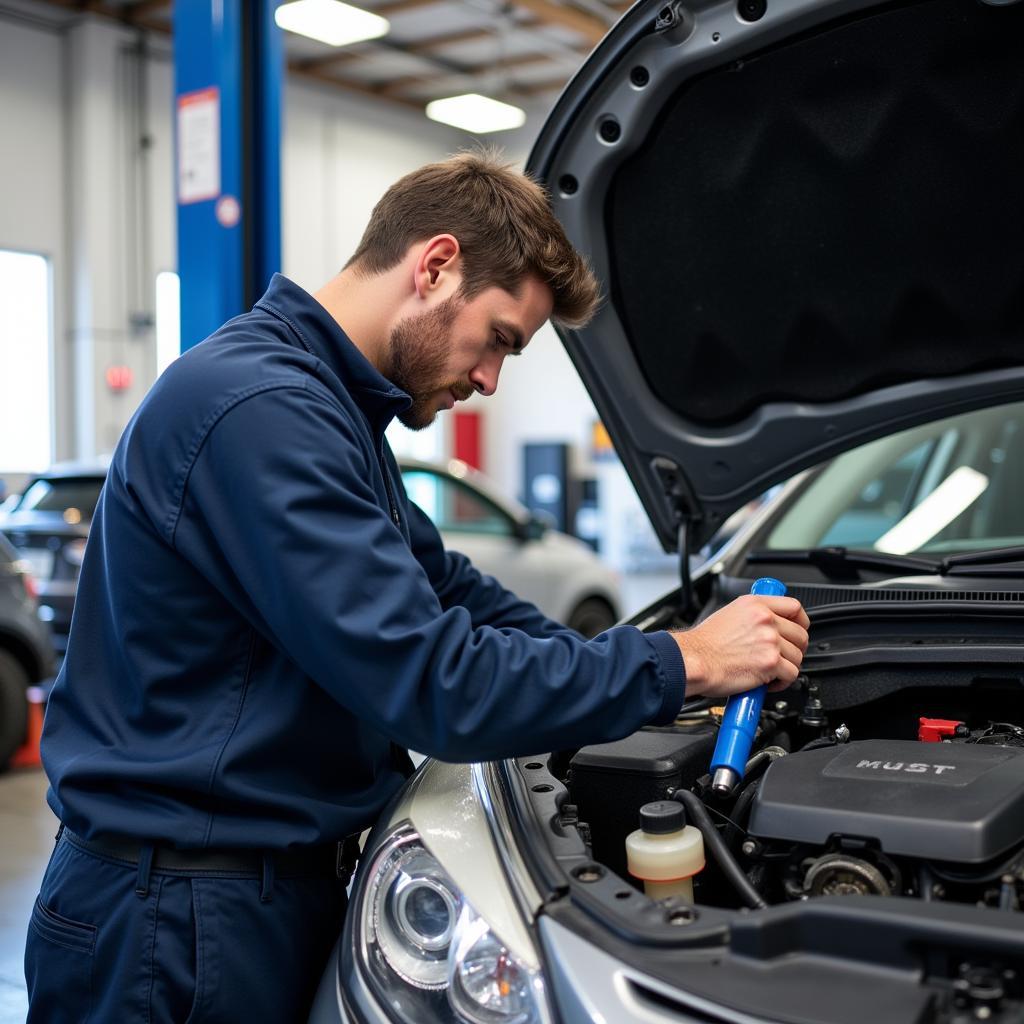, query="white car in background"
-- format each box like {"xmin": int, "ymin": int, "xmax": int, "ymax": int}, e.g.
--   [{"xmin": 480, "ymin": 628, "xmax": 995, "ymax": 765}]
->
[{"xmin": 398, "ymin": 458, "xmax": 621, "ymax": 638}]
